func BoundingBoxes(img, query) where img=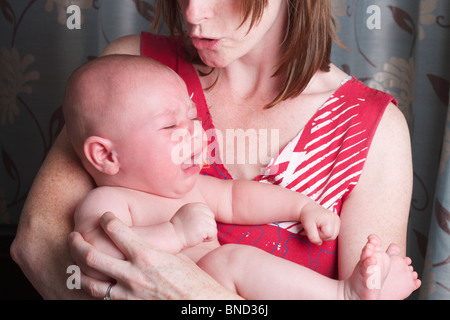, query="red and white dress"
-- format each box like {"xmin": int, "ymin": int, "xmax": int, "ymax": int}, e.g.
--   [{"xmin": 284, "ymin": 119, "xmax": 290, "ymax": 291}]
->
[{"xmin": 141, "ymin": 32, "xmax": 397, "ymax": 279}]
